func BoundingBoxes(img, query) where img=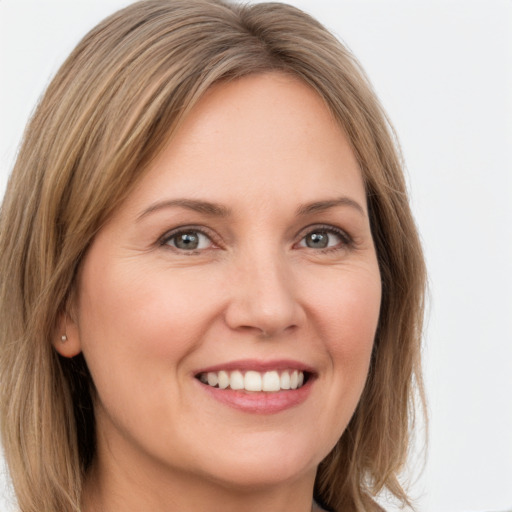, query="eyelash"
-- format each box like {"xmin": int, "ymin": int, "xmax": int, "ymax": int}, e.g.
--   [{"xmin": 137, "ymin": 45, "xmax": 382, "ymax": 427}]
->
[
  {"xmin": 297, "ymin": 224, "xmax": 353, "ymax": 253},
  {"xmin": 158, "ymin": 226, "xmax": 219, "ymax": 254},
  {"xmin": 158, "ymin": 224, "xmax": 353, "ymax": 254}
]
